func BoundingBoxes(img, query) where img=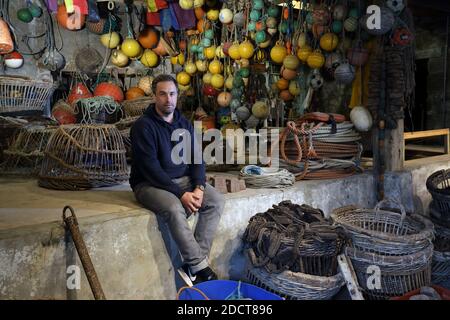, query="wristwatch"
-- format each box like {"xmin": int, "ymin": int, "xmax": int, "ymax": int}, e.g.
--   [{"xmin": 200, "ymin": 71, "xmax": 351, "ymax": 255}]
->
[{"xmin": 195, "ymin": 185, "xmax": 205, "ymax": 191}]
